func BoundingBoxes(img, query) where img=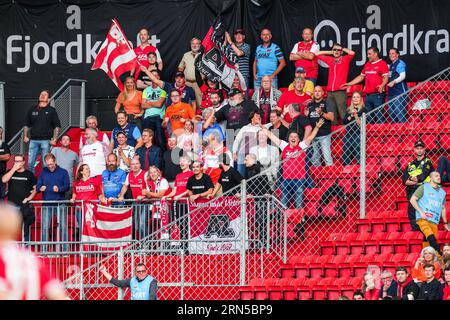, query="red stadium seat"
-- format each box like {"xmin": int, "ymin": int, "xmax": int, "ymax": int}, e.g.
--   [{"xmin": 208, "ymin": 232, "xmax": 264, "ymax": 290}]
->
[
  {"xmin": 338, "ymin": 255, "xmax": 362, "ymax": 278},
  {"xmin": 323, "ymin": 255, "xmax": 347, "ymax": 278},
  {"xmin": 309, "ymin": 255, "xmax": 333, "ymax": 278},
  {"xmin": 297, "ymin": 278, "xmax": 319, "ymax": 300},
  {"xmin": 311, "ymin": 277, "xmax": 334, "ymax": 300},
  {"xmin": 283, "ymin": 278, "xmax": 306, "ymax": 300},
  {"xmin": 268, "ymin": 278, "xmax": 294, "ymax": 300}
]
